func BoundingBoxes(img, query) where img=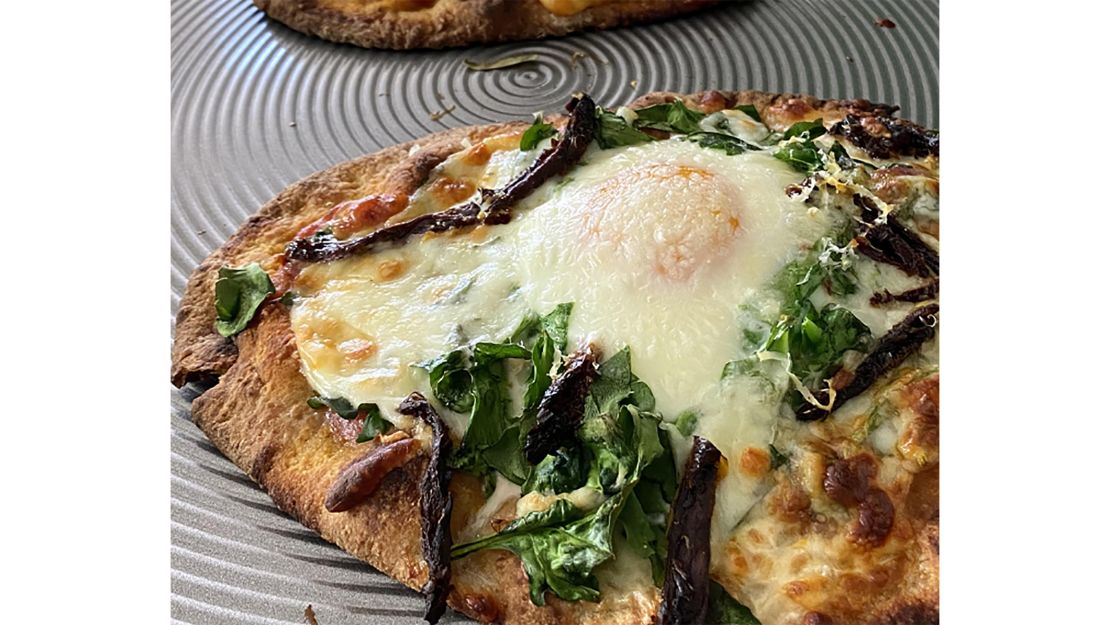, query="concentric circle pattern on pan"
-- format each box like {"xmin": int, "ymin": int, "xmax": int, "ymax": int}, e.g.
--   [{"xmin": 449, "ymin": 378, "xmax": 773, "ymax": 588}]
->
[{"xmin": 170, "ymin": 1, "xmax": 938, "ymax": 623}]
